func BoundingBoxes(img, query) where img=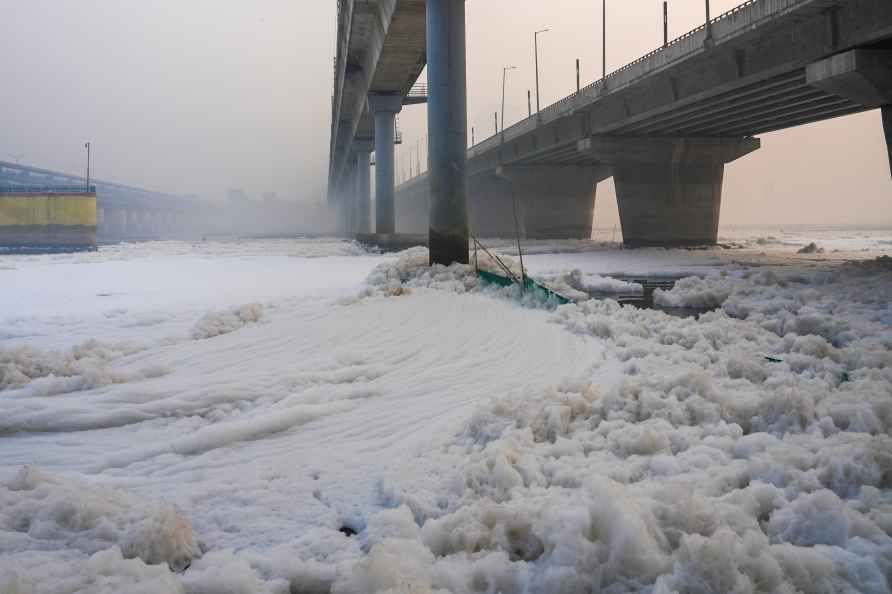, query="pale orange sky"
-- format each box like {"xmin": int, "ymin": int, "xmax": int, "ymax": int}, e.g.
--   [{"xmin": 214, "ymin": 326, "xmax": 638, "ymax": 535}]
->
[{"xmin": 1, "ymin": 0, "xmax": 889, "ymax": 226}]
